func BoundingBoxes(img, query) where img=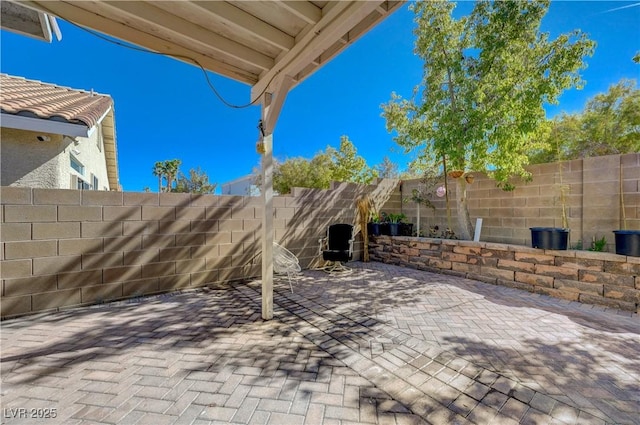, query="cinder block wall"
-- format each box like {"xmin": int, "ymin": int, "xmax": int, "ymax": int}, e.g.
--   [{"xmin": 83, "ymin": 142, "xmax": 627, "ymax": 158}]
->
[
  {"xmin": 394, "ymin": 153, "xmax": 639, "ymax": 251},
  {"xmin": 0, "ymin": 179, "xmax": 399, "ymax": 318},
  {"xmin": 371, "ymin": 236, "xmax": 640, "ymax": 313}
]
